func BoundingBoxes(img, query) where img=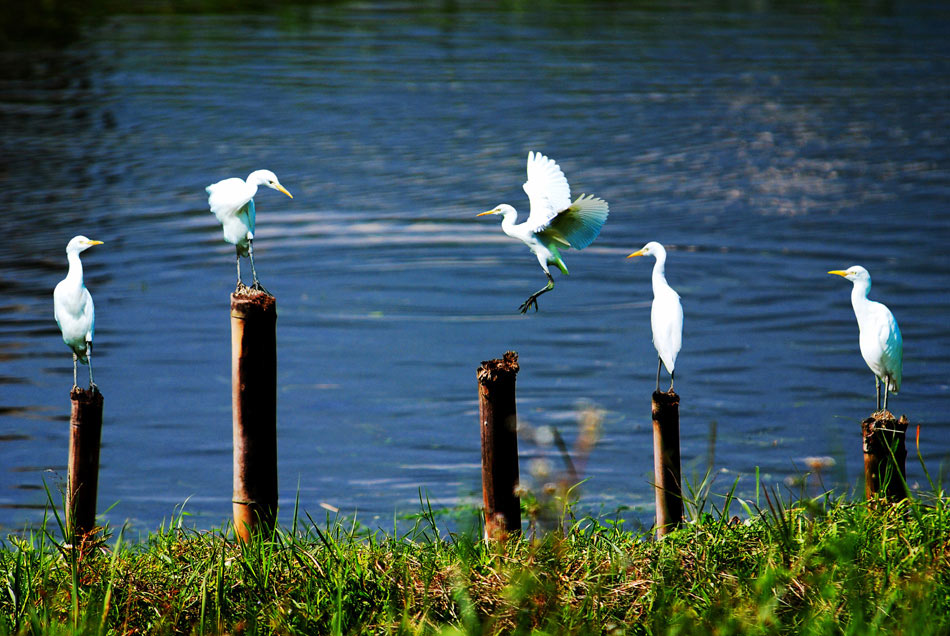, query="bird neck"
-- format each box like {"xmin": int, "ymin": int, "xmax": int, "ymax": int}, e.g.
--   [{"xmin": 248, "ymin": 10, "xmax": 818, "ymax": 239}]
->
[
  {"xmin": 65, "ymin": 251, "xmax": 85, "ymax": 285},
  {"xmin": 850, "ymin": 279, "xmax": 872, "ymax": 314},
  {"xmin": 499, "ymin": 208, "xmax": 520, "ymax": 235},
  {"xmin": 651, "ymin": 254, "xmax": 668, "ymax": 292},
  {"xmin": 244, "ymin": 173, "xmax": 263, "ymax": 195}
]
